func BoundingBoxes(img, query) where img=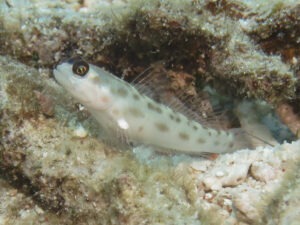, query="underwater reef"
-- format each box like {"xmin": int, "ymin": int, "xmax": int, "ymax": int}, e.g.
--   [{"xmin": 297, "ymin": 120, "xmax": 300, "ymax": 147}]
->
[{"xmin": 0, "ymin": 0, "xmax": 300, "ymax": 224}]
